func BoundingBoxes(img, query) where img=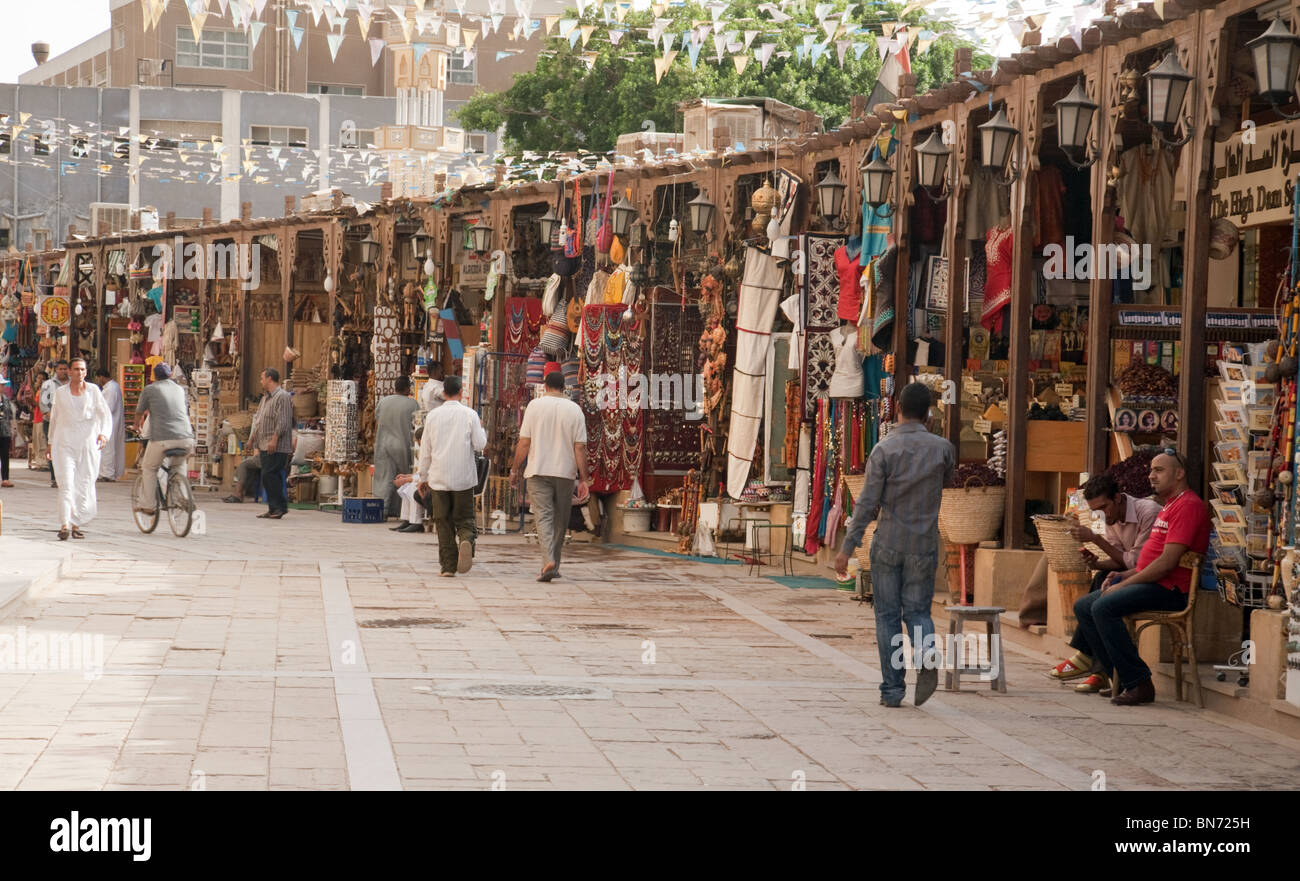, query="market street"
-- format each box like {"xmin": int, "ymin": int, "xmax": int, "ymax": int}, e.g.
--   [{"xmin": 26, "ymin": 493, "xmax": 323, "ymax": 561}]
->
[{"xmin": 0, "ymin": 465, "xmax": 1296, "ymax": 791}]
